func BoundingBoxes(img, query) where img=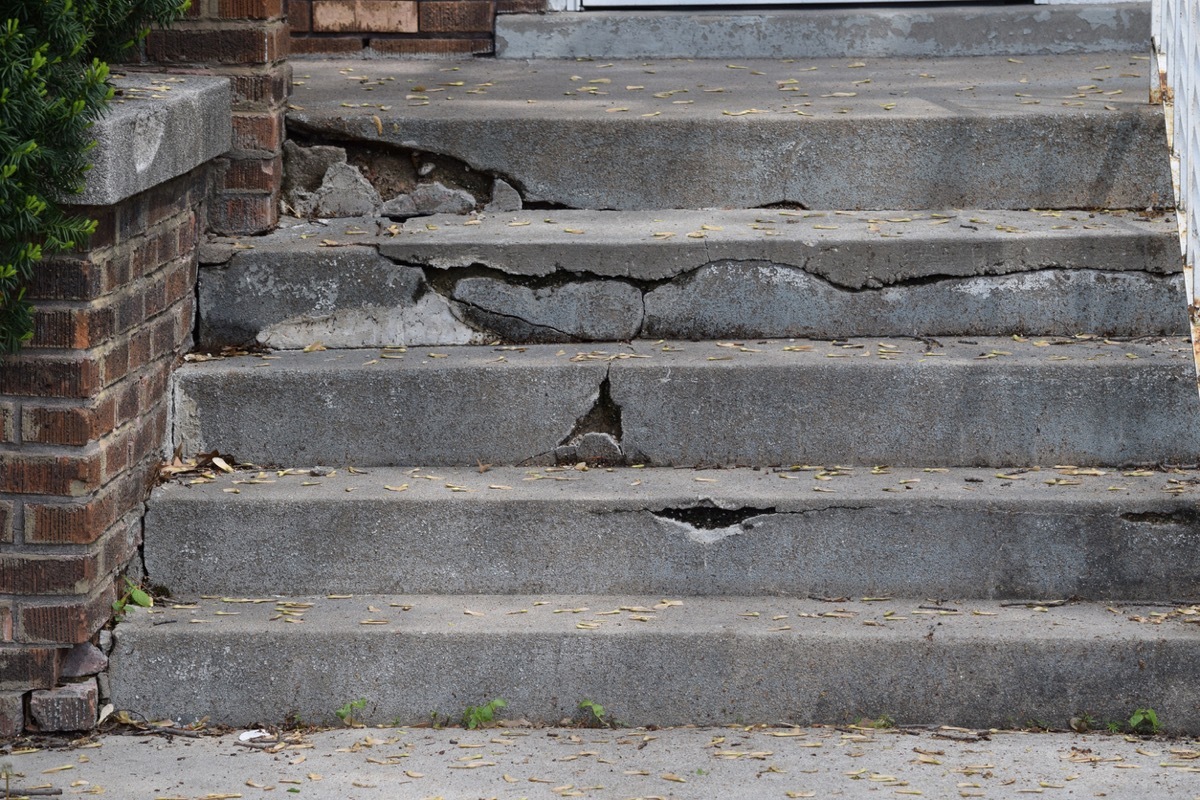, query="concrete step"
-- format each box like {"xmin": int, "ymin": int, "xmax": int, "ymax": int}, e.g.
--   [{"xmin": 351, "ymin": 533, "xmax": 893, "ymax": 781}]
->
[
  {"xmin": 145, "ymin": 465, "xmax": 1200, "ymax": 600},
  {"xmin": 173, "ymin": 337, "xmax": 1200, "ymax": 469},
  {"xmin": 495, "ymin": 4, "xmax": 1151, "ymax": 60},
  {"xmin": 198, "ymin": 210, "xmax": 1183, "ymax": 349},
  {"xmin": 286, "ymin": 54, "xmax": 1169, "ymax": 211},
  {"xmin": 110, "ymin": 594, "xmax": 1200, "ymax": 730}
]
